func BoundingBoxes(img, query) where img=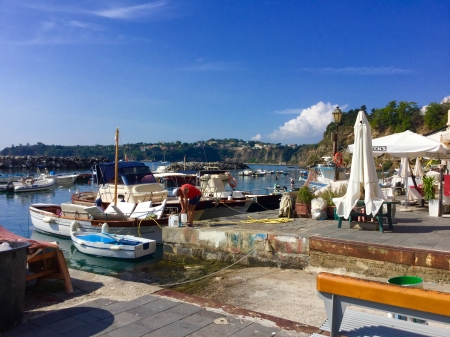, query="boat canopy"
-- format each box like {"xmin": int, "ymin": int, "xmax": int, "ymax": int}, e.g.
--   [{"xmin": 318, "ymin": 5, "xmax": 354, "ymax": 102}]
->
[{"xmin": 94, "ymin": 161, "xmax": 157, "ymax": 185}]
